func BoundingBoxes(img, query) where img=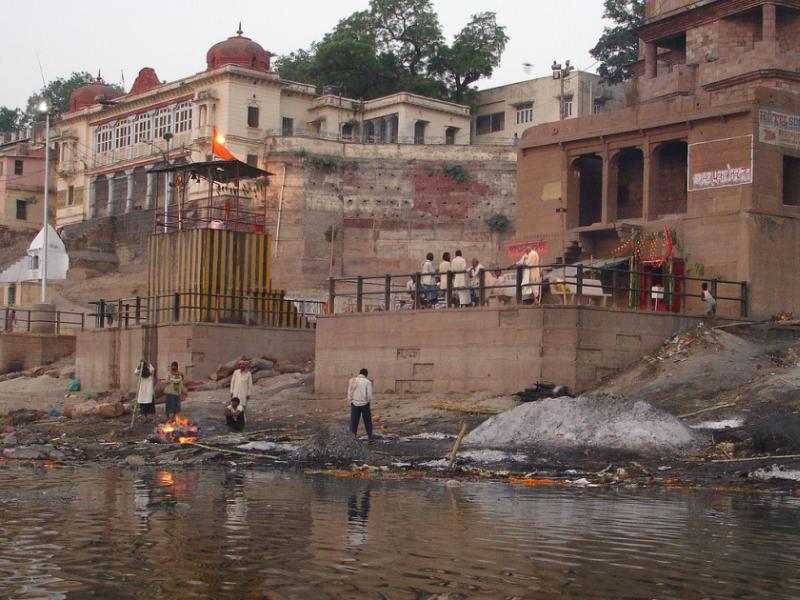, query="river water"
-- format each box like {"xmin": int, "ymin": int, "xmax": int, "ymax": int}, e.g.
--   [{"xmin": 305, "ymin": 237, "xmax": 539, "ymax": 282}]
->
[{"xmin": 1, "ymin": 466, "xmax": 799, "ymax": 599}]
